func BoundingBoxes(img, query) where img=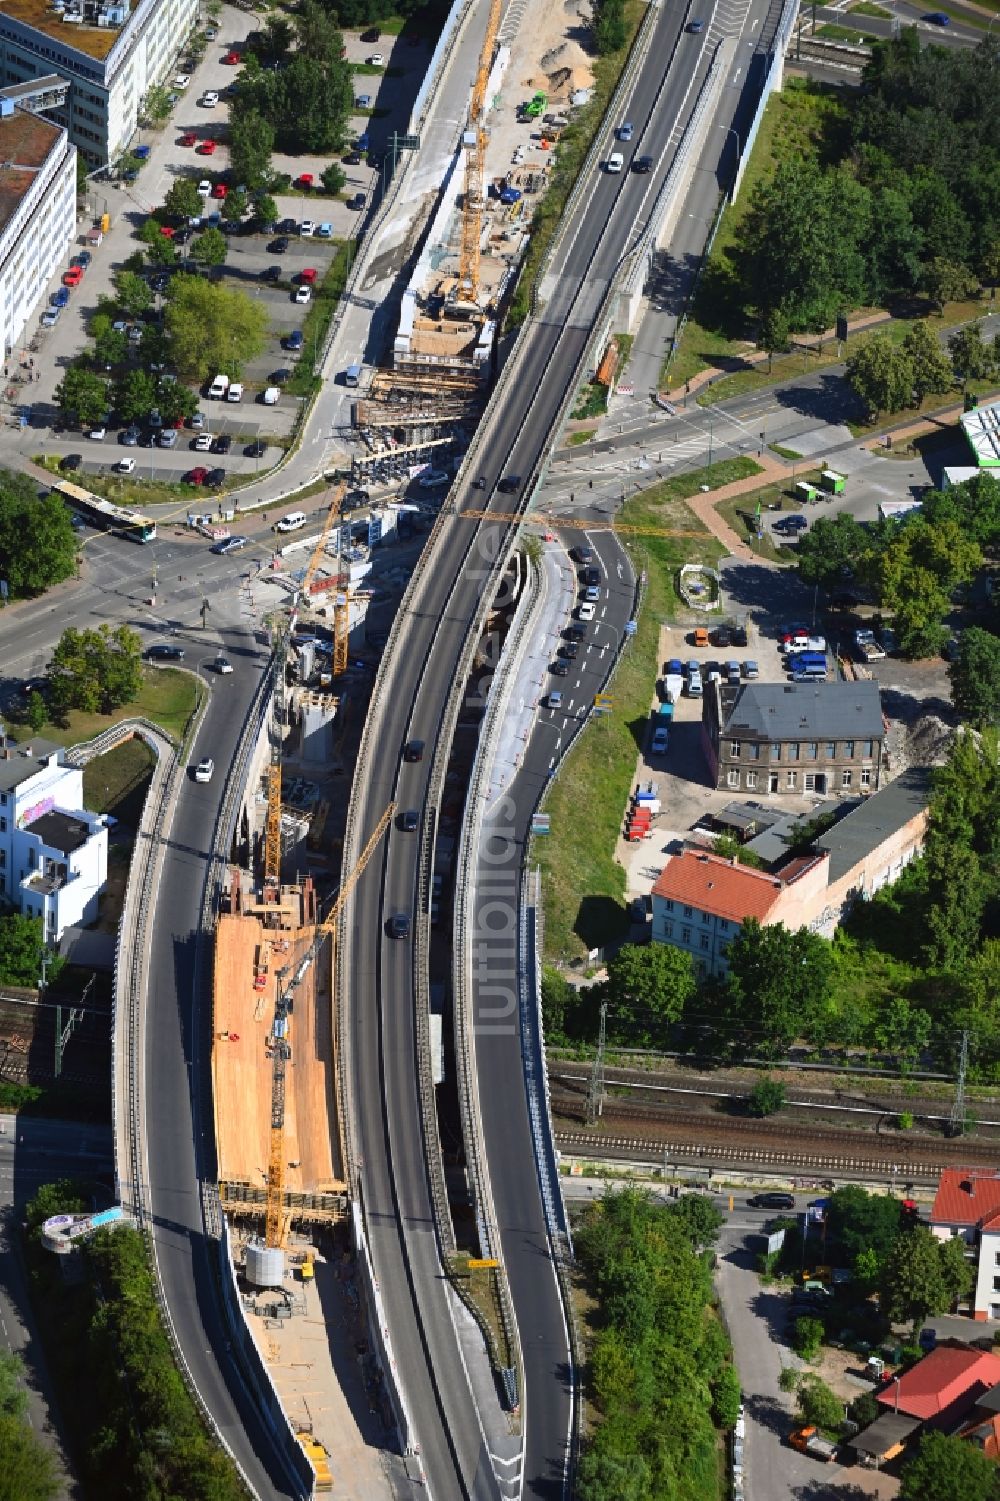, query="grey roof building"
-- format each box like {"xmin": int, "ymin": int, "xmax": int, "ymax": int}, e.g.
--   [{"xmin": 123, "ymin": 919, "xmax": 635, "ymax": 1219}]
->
[
  {"xmin": 816, "ymin": 767, "xmax": 932, "ymax": 883},
  {"xmin": 703, "ymin": 680, "xmax": 886, "ymax": 797}
]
